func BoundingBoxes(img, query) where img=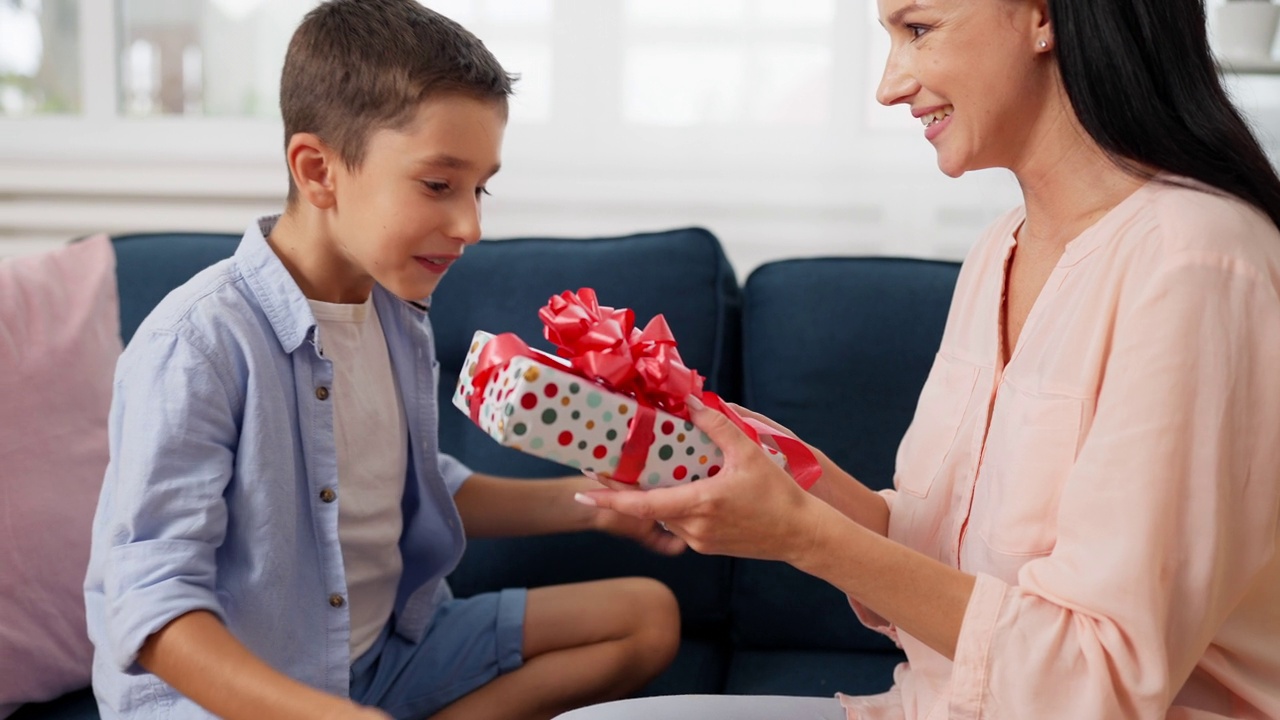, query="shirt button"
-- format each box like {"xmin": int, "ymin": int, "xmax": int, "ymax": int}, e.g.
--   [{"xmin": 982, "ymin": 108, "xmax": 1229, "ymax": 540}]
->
[
  {"xmin": 329, "ymin": 594, "xmax": 345, "ymax": 608},
  {"xmin": 315, "ymin": 386, "xmax": 330, "ymax": 401},
  {"xmin": 319, "ymin": 488, "xmax": 336, "ymax": 503}
]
